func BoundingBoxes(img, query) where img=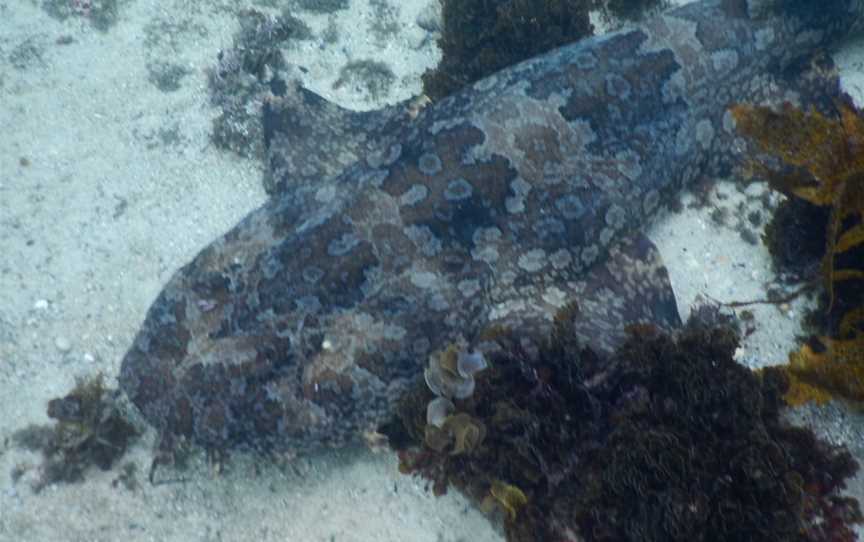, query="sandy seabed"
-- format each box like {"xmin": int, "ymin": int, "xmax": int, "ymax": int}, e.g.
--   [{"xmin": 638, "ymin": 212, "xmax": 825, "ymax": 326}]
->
[{"xmin": 2, "ymin": 1, "xmax": 864, "ymax": 541}]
